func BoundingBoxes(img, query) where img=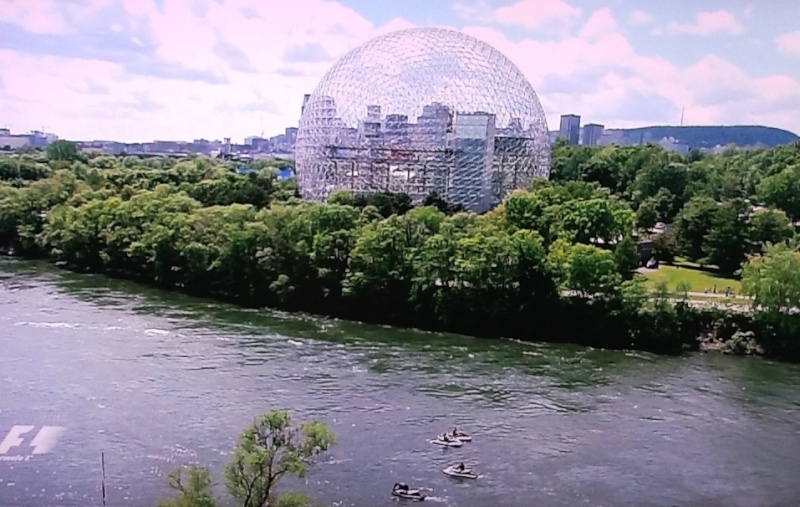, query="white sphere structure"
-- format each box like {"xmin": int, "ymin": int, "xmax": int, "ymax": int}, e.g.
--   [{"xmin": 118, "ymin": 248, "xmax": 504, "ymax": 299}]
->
[{"xmin": 296, "ymin": 27, "xmax": 550, "ymax": 212}]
